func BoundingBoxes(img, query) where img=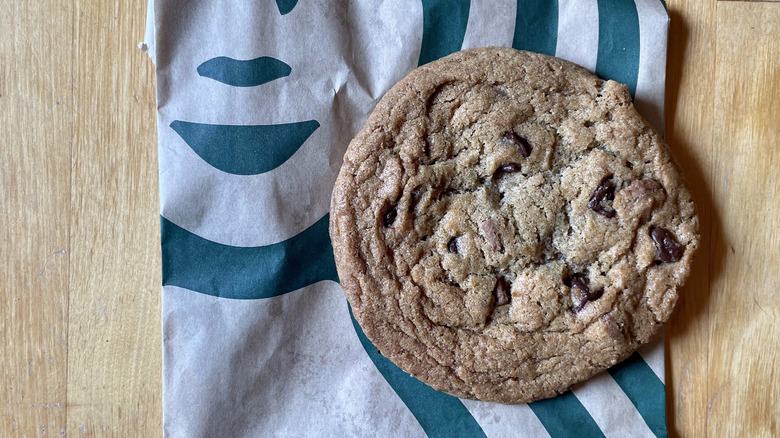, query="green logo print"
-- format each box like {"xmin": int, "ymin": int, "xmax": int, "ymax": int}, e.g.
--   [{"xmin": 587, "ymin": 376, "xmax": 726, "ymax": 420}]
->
[
  {"xmin": 170, "ymin": 120, "xmax": 319, "ymax": 175},
  {"xmin": 163, "ymin": 2, "xmax": 331, "ymax": 300},
  {"xmin": 197, "ymin": 56, "xmax": 292, "ymax": 87},
  {"xmin": 596, "ymin": 0, "xmax": 640, "ymax": 96},
  {"xmin": 162, "ymin": 214, "xmax": 337, "ymax": 300},
  {"xmin": 275, "ymin": 0, "xmax": 298, "ymax": 16}
]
